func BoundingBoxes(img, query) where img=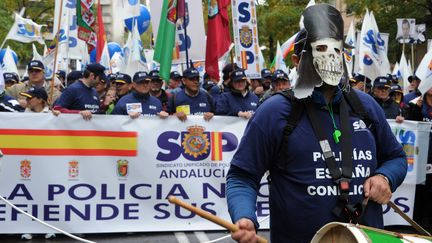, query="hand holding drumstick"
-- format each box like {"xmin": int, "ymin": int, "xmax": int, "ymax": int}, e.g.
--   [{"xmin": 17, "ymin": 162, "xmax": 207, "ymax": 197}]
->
[{"xmin": 168, "ymin": 196, "xmax": 268, "ymax": 243}]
